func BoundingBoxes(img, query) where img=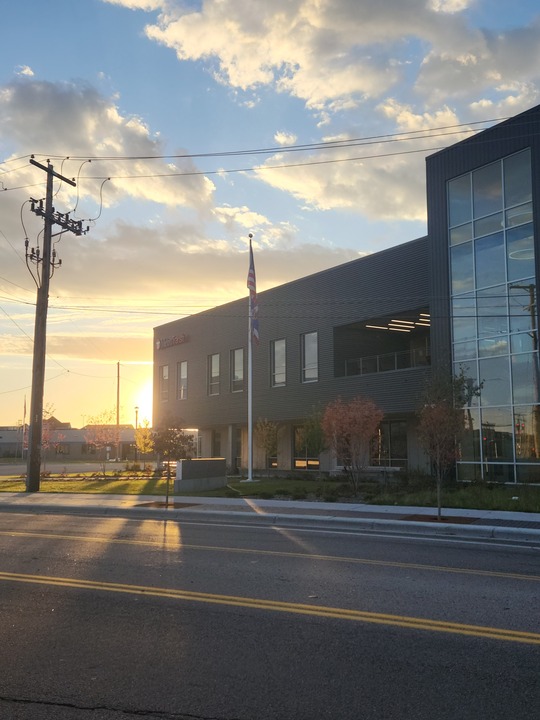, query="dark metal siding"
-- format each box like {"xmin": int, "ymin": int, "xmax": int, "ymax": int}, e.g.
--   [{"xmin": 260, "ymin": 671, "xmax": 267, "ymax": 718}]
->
[{"xmin": 153, "ymin": 237, "xmax": 430, "ymax": 428}]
